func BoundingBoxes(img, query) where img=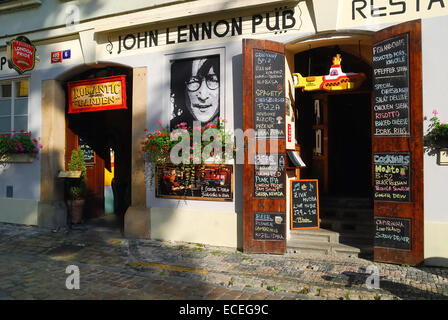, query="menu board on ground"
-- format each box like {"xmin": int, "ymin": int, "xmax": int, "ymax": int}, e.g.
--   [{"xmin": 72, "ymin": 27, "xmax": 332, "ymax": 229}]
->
[
  {"xmin": 374, "ymin": 216, "xmax": 411, "ymax": 250},
  {"xmin": 78, "ymin": 136, "xmax": 95, "ymax": 164},
  {"xmin": 290, "ymin": 179, "xmax": 319, "ymax": 230},
  {"xmin": 254, "ymin": 153, "xmax": 286, "ymax": 198},
  {"xmin": 373, "ymin": 33, "xmax": 410, "ymax": 136},
  {"xmin": 374, "ymin": 153, "xmax": 411, "ymax": 202},
  {"xmin": 254, "ymin": 212, "xmax": 286, "ymax": 241},
  {"xmin": 156, "ymin": 164, "xmax": 233, "ymax": 201},
  {"xmin": 253, "ymin": 50, "xmax": 285, "ymax": 139}
]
